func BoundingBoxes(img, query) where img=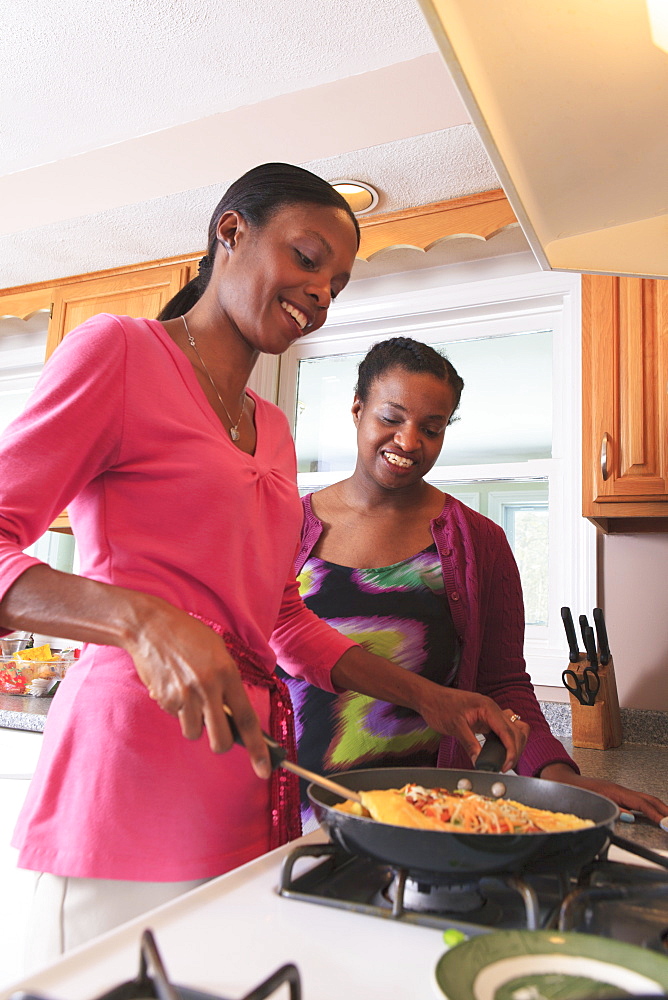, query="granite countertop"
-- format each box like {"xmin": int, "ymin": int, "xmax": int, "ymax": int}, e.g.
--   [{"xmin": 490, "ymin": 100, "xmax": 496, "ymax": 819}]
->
[
  {"xmin": 560, "ymin": 737, "xmax": 668, "ymax": 853},
  {"xmin": 0, "ymin": 691, "xmax": 50, "ymax": 732}
]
